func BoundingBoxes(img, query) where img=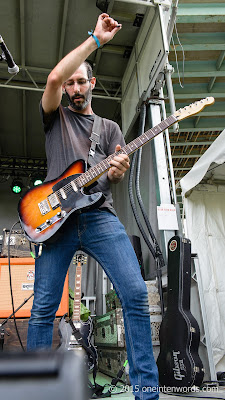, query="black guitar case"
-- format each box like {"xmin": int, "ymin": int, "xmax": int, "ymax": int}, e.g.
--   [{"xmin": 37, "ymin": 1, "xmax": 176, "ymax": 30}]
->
[{"xmin": 157, "ymin": 235, "xmax": 204, "ymax": 389}]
